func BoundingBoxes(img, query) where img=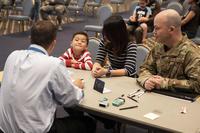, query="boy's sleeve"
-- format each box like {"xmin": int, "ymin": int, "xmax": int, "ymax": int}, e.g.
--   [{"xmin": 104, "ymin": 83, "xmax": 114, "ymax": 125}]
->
[
  {"xmin": 59, "ymin": 49, "xmax": 72, "ymax": 67},
  {"xmin": 73, "ymin": 52, "xmax": 93, "ymax": 70},
  {"xmin": 146, "ymin": 7, "xmax": 152, "ymax": 17}
]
